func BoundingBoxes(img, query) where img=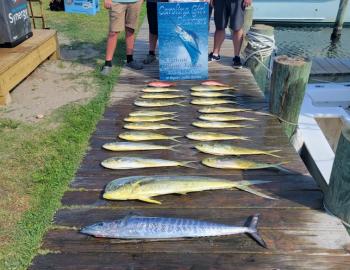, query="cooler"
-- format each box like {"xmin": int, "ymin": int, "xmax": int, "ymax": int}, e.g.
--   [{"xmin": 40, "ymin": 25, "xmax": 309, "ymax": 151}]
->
[{"xmin": 64, "ymin": 0, "xmax": 100, "ymax": 15}]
